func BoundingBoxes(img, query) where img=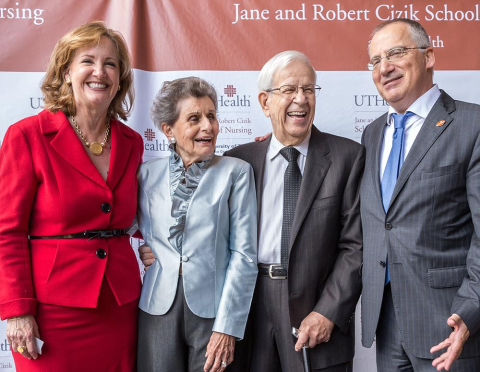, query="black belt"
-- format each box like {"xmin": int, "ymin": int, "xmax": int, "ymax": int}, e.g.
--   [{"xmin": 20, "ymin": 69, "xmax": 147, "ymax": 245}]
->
[
  {"xmin": 29, "ymin": 229, "xmax": 128, "ymax": 241},
  {"xmin": 258, "ymin": 264, "xmax": 287, "ymax": 279}
]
